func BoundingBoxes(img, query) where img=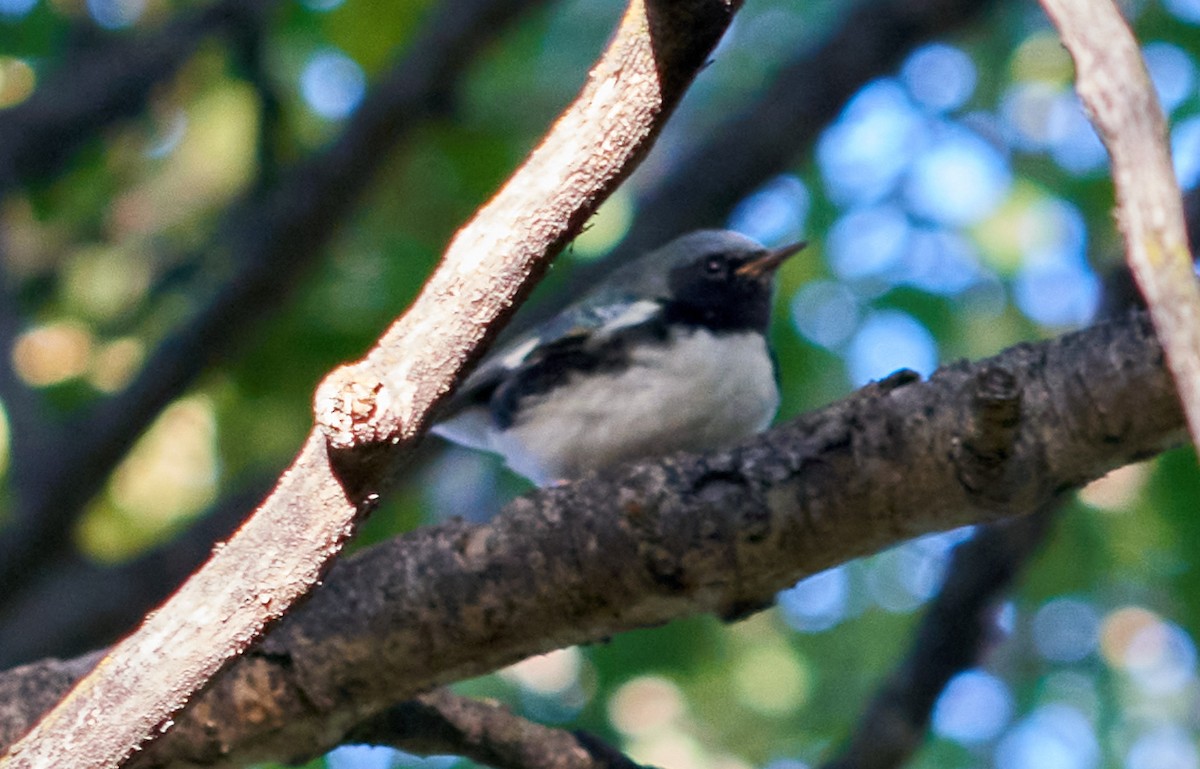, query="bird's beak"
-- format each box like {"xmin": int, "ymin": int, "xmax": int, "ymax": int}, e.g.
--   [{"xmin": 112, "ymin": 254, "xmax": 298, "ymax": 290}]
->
[{"xmin": 736, "ymin": 240, "xmax": 808, "ymax": 279}]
